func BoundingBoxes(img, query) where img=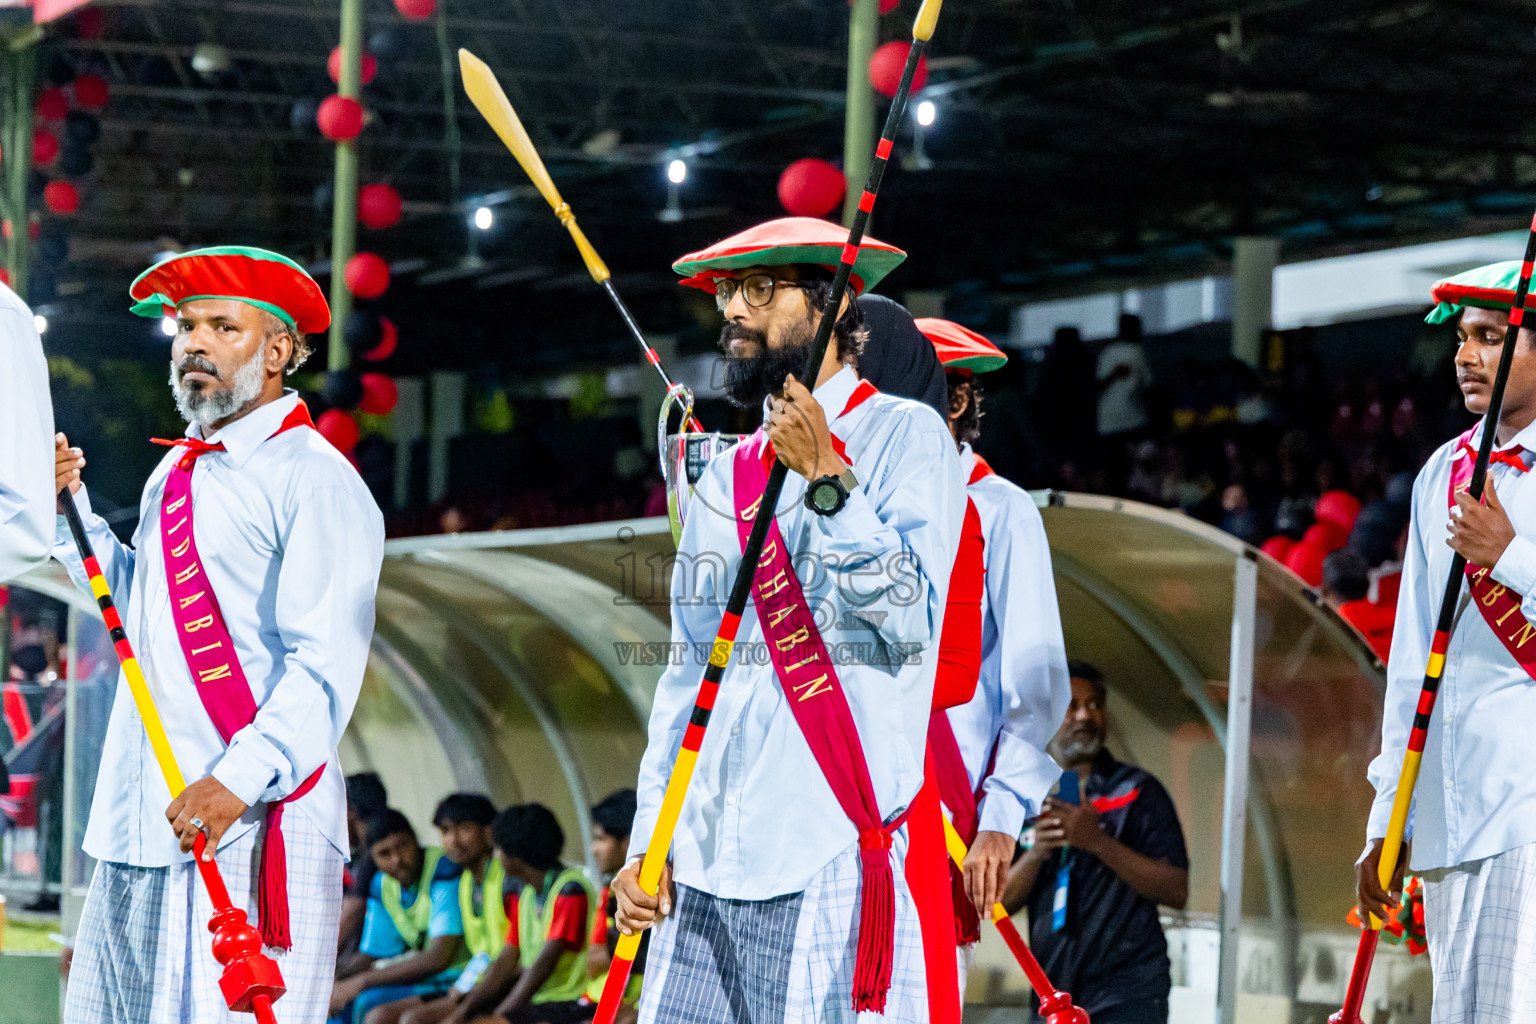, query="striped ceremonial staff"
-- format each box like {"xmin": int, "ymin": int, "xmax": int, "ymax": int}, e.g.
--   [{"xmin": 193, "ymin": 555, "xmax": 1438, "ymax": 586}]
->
[
  {"xmin": 1330, "ymin": 211, "xmax": 1536, "ymax": 1024},
  {"xmin": 58, "ymin": 490, "xmax": 286, "ymax": 1024},
  {"xmin": 590, "ymin": 2, "xmax": 945, "ymax": 1020},
  {"xmin": 458, "ymin": 48, "xmax": 703, "ymax": 433},
  {"xmin": 941, "ymin": 816, "xmax": 1088, "ymax": 1024}
]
